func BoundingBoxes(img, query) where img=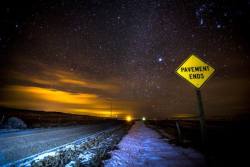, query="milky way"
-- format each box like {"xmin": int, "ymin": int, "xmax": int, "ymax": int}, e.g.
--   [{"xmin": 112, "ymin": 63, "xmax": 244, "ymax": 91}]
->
[{"xmin": 0, "ymin": 0, "xmax": 249, "ymax": 119}]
